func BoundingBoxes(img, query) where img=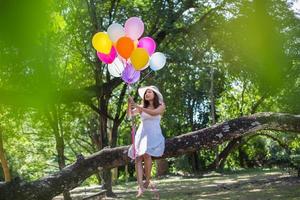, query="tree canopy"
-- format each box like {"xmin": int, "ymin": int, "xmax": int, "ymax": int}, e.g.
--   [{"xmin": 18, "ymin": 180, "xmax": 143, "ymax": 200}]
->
[{"xmin": 0, "ymin": 0, "xmax": 299, "ymax": 199}]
